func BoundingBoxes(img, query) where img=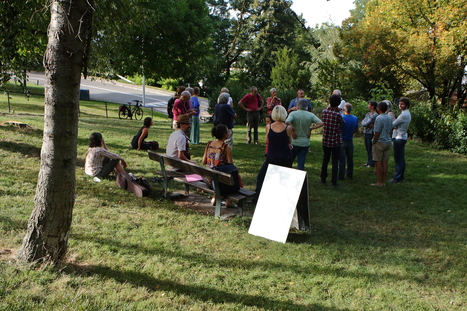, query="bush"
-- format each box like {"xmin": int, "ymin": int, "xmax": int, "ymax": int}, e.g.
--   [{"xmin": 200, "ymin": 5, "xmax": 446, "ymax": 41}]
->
[
  {"xmin": 157, "ymin": 78, "xmax": 181, "ymax": 91},
  {"xmin": 127, "ymin": 75, "xmax": 156, "ymax": 86},
  {"xmin": 410, "ymin": 102, "xmax": 467, "ymax": 154},
  {"xmin": 409, "ymin": 102, "xmax": 436, "ymax": 142}
]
